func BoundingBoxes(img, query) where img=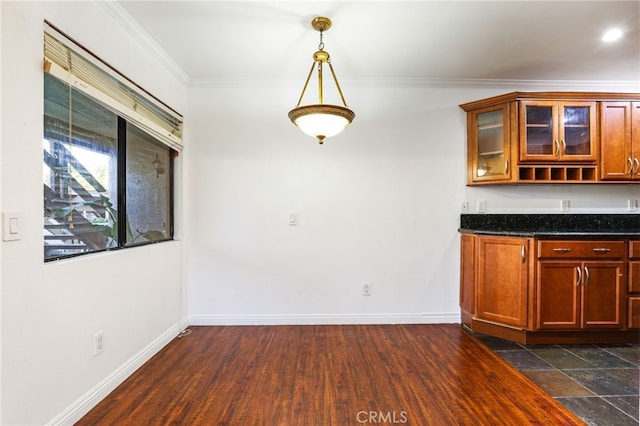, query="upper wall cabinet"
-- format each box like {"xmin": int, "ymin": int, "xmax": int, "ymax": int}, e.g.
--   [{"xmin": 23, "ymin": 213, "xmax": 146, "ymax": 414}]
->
[
  {"xmin": 467, "ymin": 103, "xmax": 514, "ymax": 183},
  {"xmin": 600, "ymin": 102, "xmax": 640, "ymax": 181},
  {"xmin": 460, "ymin": 92, "xmax": 640, "ymax": 185},
  {"xmin": 520, "ymin": 101, "xmax": 596, "ymax": 163}
]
